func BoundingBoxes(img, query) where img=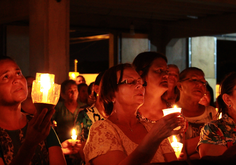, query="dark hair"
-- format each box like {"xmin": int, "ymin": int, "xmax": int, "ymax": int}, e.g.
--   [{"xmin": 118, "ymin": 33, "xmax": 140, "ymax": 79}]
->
[
  {"xmin": 99, "ymin": 63, "xmax": 133, "ymax": 116},
  {"xmin": 76, "ymin": 75, "xmax": 85, "ymax": 81},
  {"xmin": 179, "ymin": 67, "xmax": 204, "ymax": 81},
  {"xmin": 168, "ymin": 64, "xmax": 180, "ymax": 73},
  {"xmin": 216, "ymin": 72, "xmax": 236, "ymax": 116},
  {"xmin": 61, "ymin": 80, "xmax": 77, "ymax": 94},
  {"xmin": 0, "ymin": 56, "xmax": 14, "ymax": 62},
  {"xmin": 206, "ymin": 83, "xmax": 215, "ymax": 107},
  {"xmin": 132, "ymin": 51, "xmax": 167, "ymax": 79},
  {"xmin": 88, "ymin": 82, "xmax": 95, "ymax": 95},
  {"xmin": 77, "ymin": 83, "xmax": 88, "ymax": 91},
  {"xmin": 95, "ymin": 71, "xmax": 105, "ymax": 86},
  {"xmin": 94, "ymin": 71, "xmax": 106, "ymax": 98}
]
